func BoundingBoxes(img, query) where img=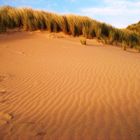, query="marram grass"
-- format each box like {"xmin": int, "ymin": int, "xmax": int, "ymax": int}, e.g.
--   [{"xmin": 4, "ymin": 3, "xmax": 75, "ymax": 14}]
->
[{"xmin": 0, "ymin": 6, "xmax": 140, "ymax": 50}]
